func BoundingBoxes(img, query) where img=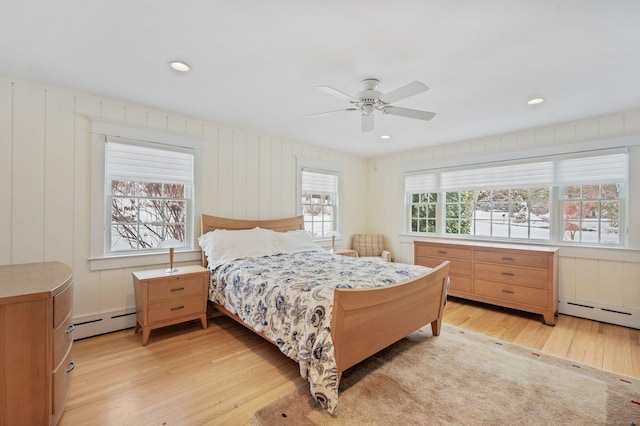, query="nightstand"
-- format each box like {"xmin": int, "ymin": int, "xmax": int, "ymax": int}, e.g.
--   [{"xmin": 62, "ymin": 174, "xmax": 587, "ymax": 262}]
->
[
  {"xmin": 335, "ymin": 249, "xmax": 358, "ymax": 257},
  {"xmin": 133, "ymin": 265, "xmax": 209, "ymax": 345}
]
